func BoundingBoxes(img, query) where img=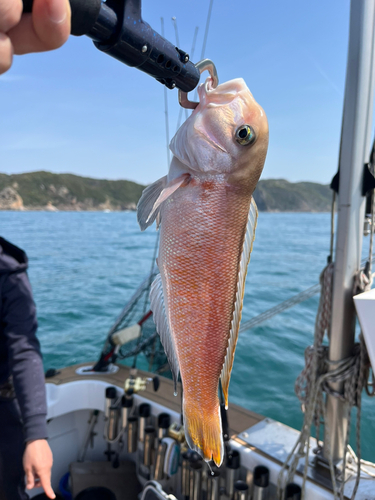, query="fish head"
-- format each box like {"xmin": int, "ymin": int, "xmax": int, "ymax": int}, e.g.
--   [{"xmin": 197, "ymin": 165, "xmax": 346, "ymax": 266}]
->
[{"xmin": 170, "ymin": 77, "xmax": 269, "ymax": 187}]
